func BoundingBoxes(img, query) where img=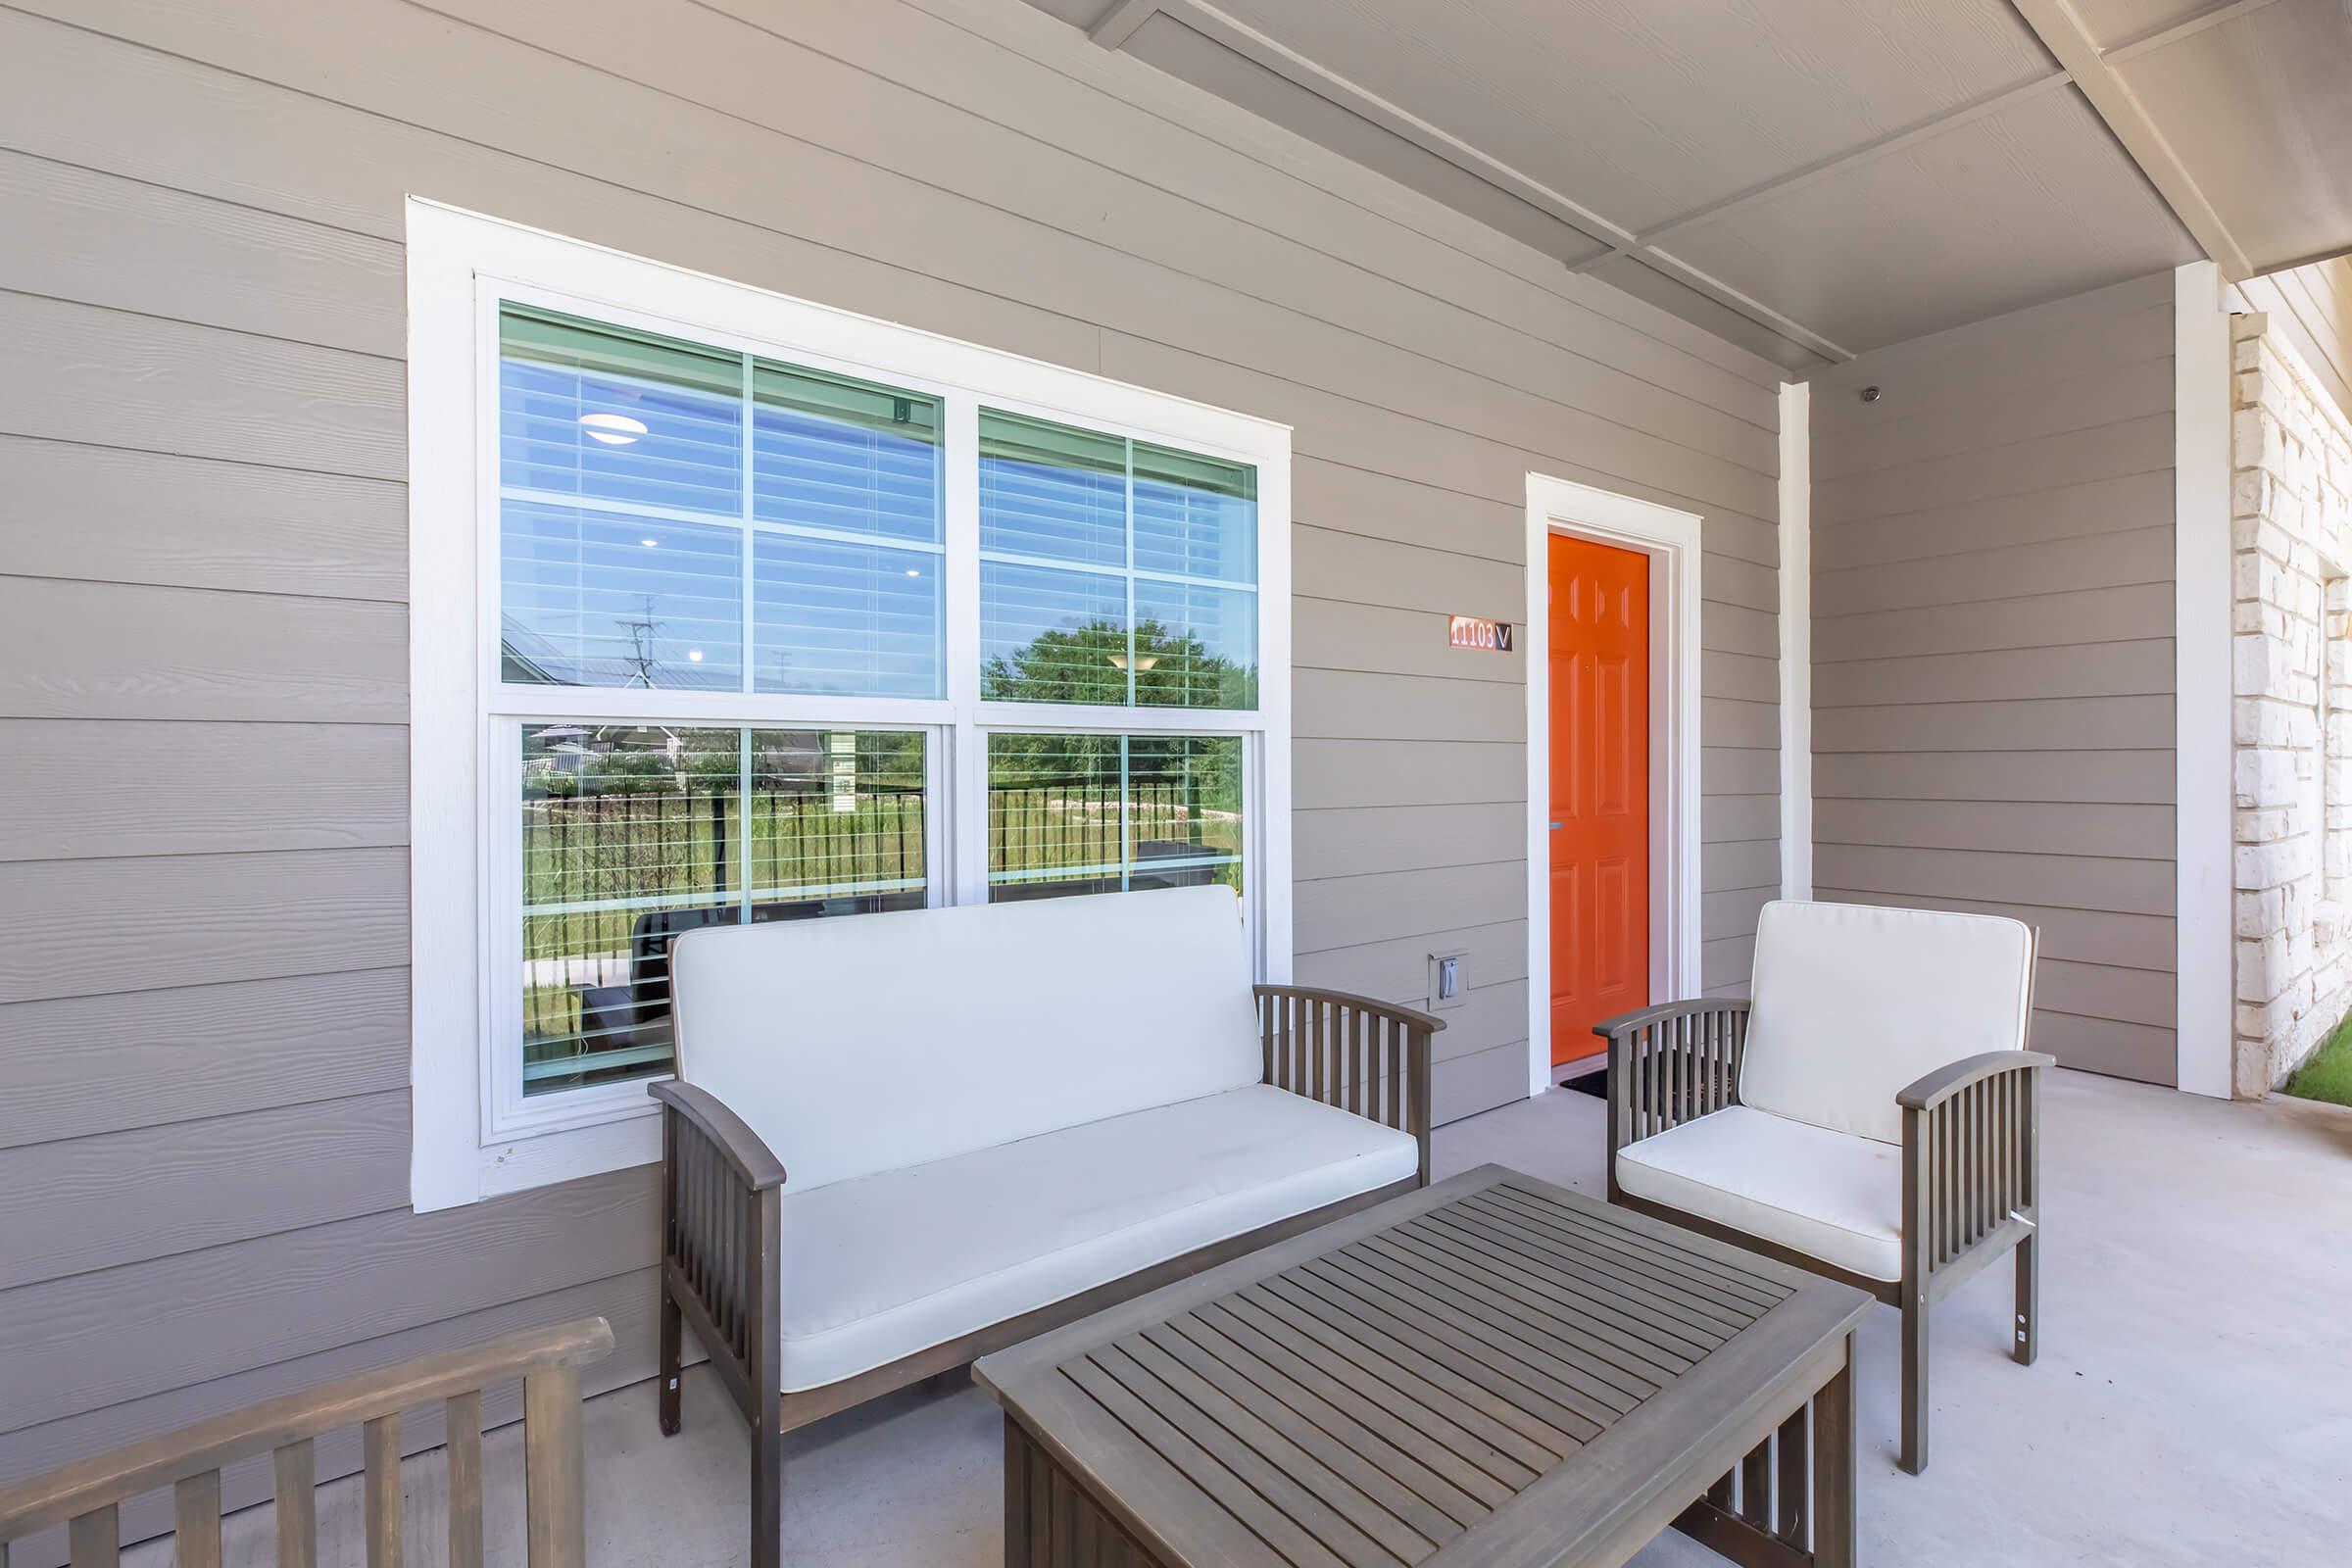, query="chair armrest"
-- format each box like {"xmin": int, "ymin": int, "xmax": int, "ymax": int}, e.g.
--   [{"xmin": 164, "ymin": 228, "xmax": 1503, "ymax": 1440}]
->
[
  {"xmin": 1591, "ymin": 997, "xmax": 1751, "ymax": 1044},
  {"xmin": 648, "ymin": 1080, "xmax": 787, "ymax": 1192},
  {"xmin": 1255, "ymin": 984, "xmax": 1445, "ymax": 1036},
  {"xmin": 1595, "ymin": 999, "xmax": 1750, "ymax": 1180},
  {"xmin": 1900, "ymin": 1052, "xmax": 2050, "ymax": 1280},
  {"xmin": 1255, "ymin": 985, "xmax": 1442, "ymax": 1187},
  {"xmin": 1897, "ymin": 1050, "xmax": 2054, "ymax": 1111}
]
